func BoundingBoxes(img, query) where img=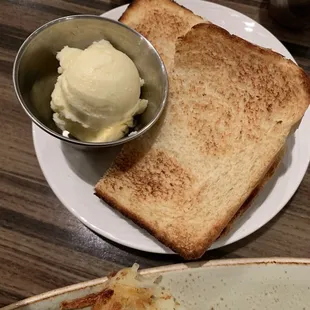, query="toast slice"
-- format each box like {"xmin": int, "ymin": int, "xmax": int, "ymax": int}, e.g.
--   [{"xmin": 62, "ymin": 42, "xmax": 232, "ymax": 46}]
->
[
  {"xmin": 119, "ymin": 0, "xmax": 277, "ymax": 243},
  {"xmin": 96, "ymin": 2, "xmax": 310, "ymax": 259},
  {"xmin": 119, "ymin": 0, "xmax": 204, "ymax": 71}
]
